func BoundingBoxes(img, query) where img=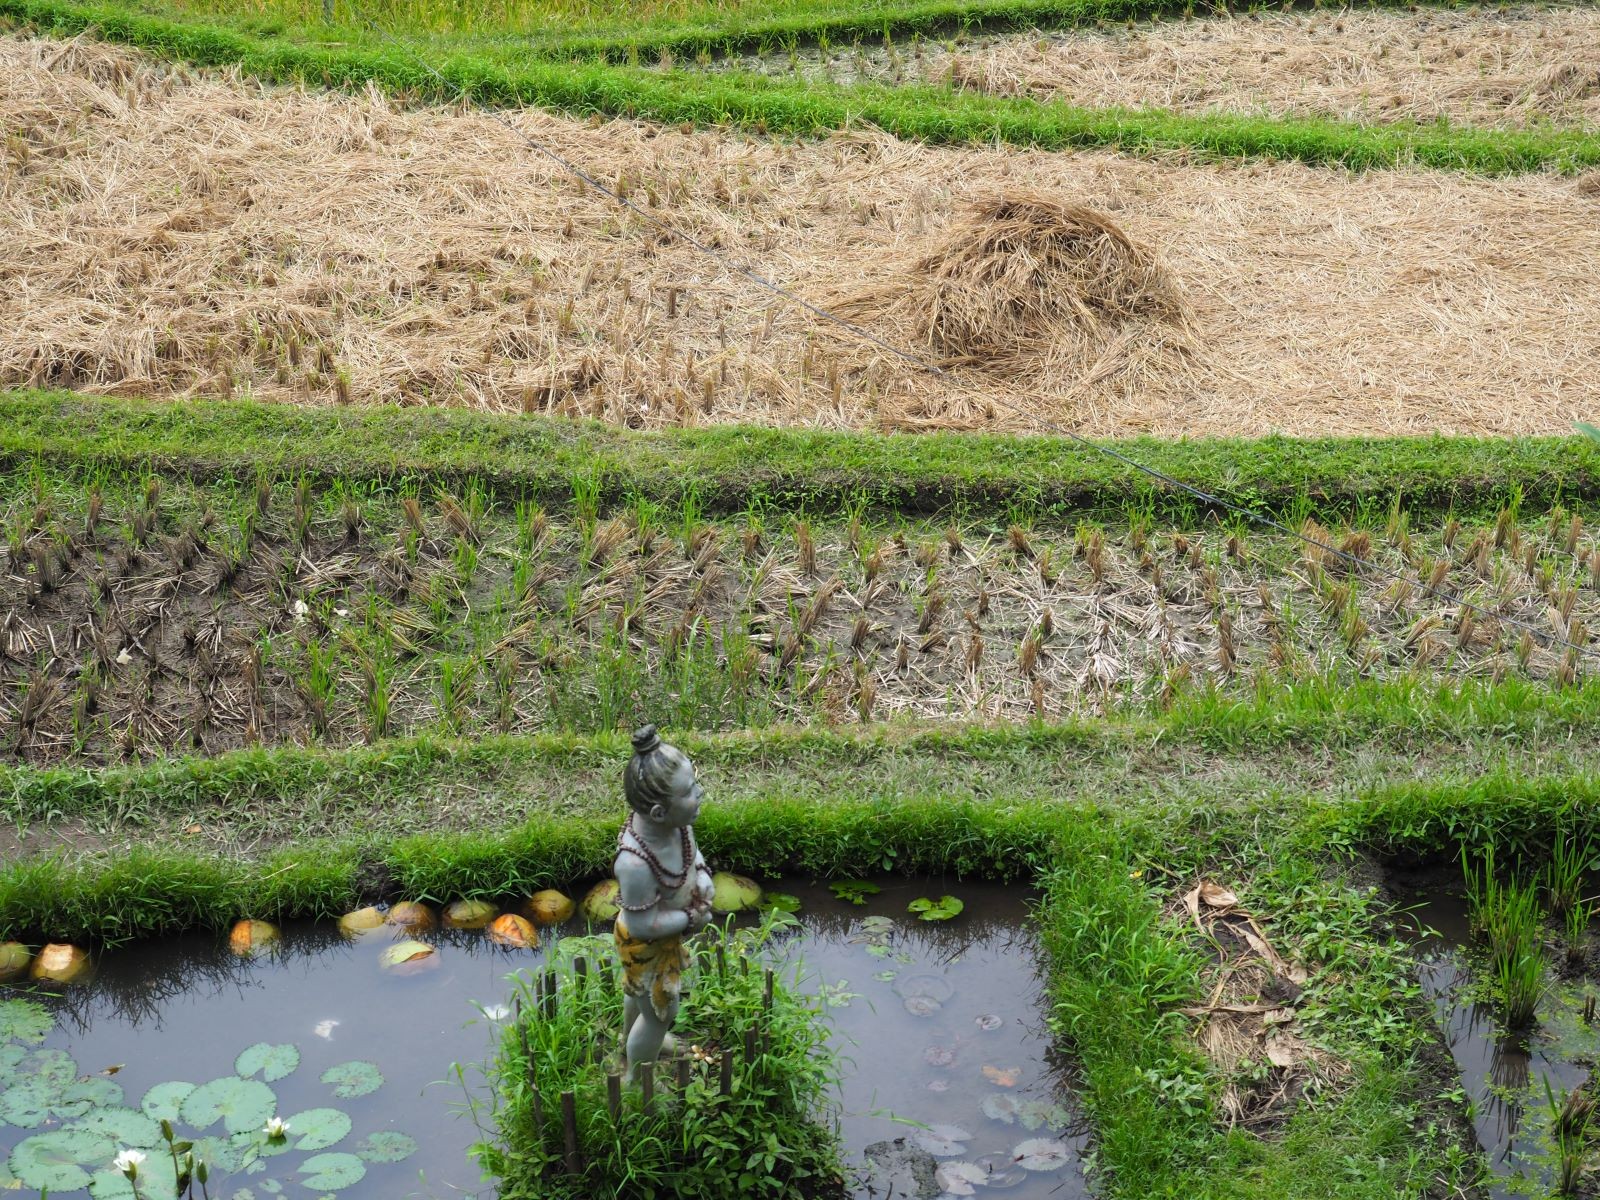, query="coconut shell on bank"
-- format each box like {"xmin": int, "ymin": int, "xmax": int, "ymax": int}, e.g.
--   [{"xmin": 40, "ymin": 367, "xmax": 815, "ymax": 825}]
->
[
  {"xmin": 711, "ymin": 872, "xmax": 763, "ymax": 913},
  {"xmin": 30, "ymin": 943, "xmax": 93, "ymax": 984},
  {"xmin": 580, "ymin": 880, "xmax": 621, "ymax": 923},
  {"xmin": 337, "ymin": 906, "xmax": 386, "ymax": 939},
  {"xmin": 487, "ymin": 914, "xmax": 538, "ymax": 949},
  {"xmin": 228, "ymin": 919, "xmax": 280, "ymax": 958},
  {"xmin": 0, "ymin": 942, "xmax": 32, "ymax": 983},
  {"xmin": 385, "ymin": 901, "xmax": 437, "ymax": 933},
  {"xmin": 442, "ymin": 899, "xmax": 500, "ymax": 930},
  {"xmin": 380, "ymin": 939, "xmax": 440, "ymax": 976},
  {"xmin": 522, "ymin": 890, "xmax": 575, "ymax": 926}
]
